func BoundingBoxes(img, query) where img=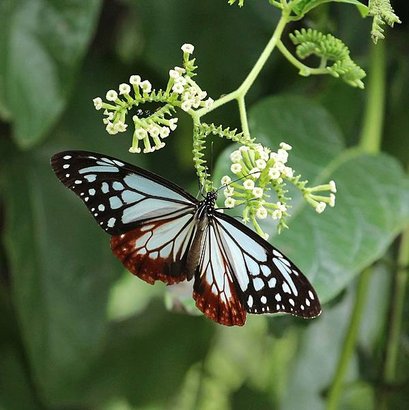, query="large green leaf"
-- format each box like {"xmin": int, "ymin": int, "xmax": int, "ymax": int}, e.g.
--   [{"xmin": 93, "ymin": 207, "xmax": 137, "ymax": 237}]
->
[
  {"xmin": 0, "ymin": 0, "xmax": 101, "ymax": 148},
  {"xmin": 215, "ymin": 95, "xmax": 409, "ymax": 303},
  {"xmin": 291, "ymin": 0, "xmax": 368, "ymax": 18}
]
